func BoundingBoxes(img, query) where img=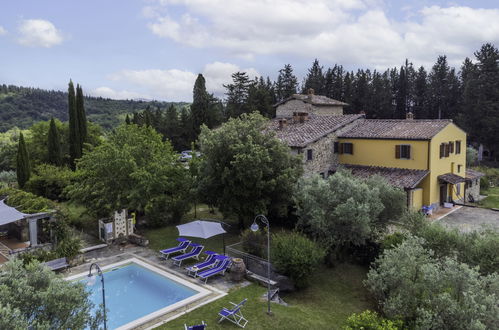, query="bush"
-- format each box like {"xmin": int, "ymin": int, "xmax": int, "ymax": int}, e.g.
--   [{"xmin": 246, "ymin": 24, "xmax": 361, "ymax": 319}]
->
[
  {"xmin": 25, "ymin": 164, "xmax": 75, "ymax": 201},
  {"xmin": 466, "ymin": 147, "xmax": 478, "ymax": 166},
  {"xmin": 0, "ymin": 170, "xmax": 16, "ymax": 185},
  {"xmin": 18, "ymin": 248, "xmax": 57, "ymax": 265},
  {"xmin": 380, "ymin": 232, "xmax": 406, "ymax": 251},
  {"xmin": 241, "ymin": 228, "xmax": 267, "ymax": 258},
  {"xmin": 480, "ymin": 176, "xmax": 490, "ymax": 191},
  {"xmin": 0, "ymin": 187, "xmax": 56, "ymax": 213},
  {"xmin": 271, "ymin": 231, "xmax": 325, "ymax": 289},
  {"xmin": 344, "ymin": 310, "xmax": 403, "ymax": 330}
]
